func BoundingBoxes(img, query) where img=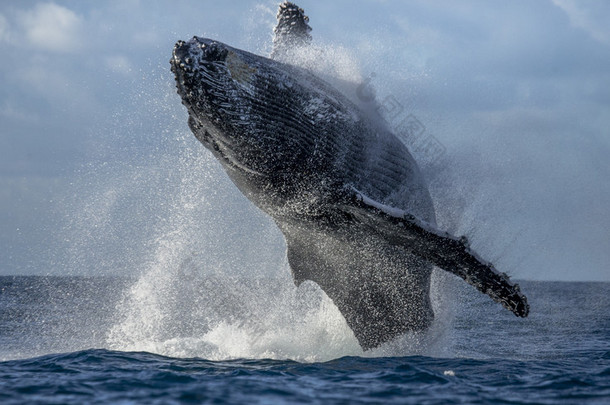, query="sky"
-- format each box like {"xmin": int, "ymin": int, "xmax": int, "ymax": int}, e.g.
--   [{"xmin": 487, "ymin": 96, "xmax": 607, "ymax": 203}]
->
[{"xmin": 0, "ymin": 0, "xmax": 608, "ymax": 281}]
